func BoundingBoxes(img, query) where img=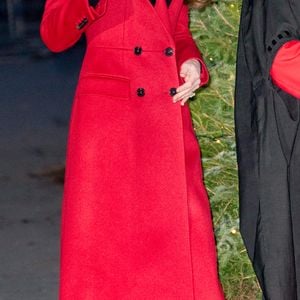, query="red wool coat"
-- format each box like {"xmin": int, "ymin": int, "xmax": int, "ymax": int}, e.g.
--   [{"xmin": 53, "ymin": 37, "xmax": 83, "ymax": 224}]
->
[{"xmin": 40, "ymin": 0, "xmax": 225, "ymax": 298}]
